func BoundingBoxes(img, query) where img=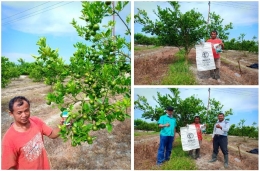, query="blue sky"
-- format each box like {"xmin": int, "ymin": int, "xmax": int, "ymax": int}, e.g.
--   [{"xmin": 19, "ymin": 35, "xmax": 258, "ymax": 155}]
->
[
  {"xmin": 135, "ymin": 1, "xmax": 258, "ymax": 41},
  {"xmin": 134, "ymin": 88, "xmax": 258, "ymax": 127},
  {"xmin": 1, "ymin": 1, "xmax": 131, "ymax": 63}
]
